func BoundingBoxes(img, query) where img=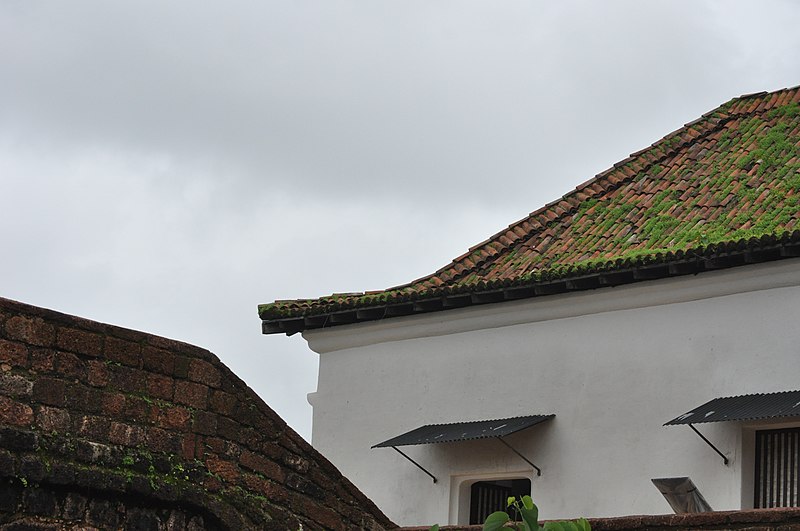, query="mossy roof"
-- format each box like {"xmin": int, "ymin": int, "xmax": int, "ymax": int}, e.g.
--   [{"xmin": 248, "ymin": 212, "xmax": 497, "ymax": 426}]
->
[{"xmin": 260, "ymin": 86, "xmax": 800, "ymax": 331}]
